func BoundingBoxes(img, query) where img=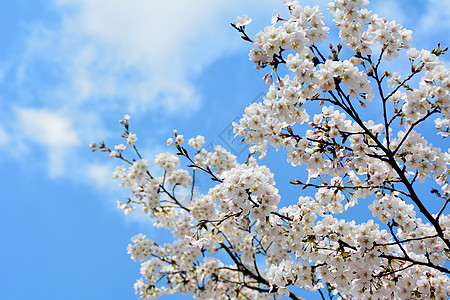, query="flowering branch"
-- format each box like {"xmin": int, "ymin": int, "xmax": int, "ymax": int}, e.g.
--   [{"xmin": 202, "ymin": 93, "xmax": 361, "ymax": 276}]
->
[{"xmin": 93, "ymin": 1, "xmax": 450, "ymax": 299}]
